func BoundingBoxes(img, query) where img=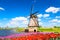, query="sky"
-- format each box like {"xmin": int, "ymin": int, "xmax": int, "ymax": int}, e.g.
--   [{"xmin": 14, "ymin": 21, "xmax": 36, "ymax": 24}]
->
[{"xmin": 0, "ymin": 0, "xmax": 60, "ymax": 28}]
